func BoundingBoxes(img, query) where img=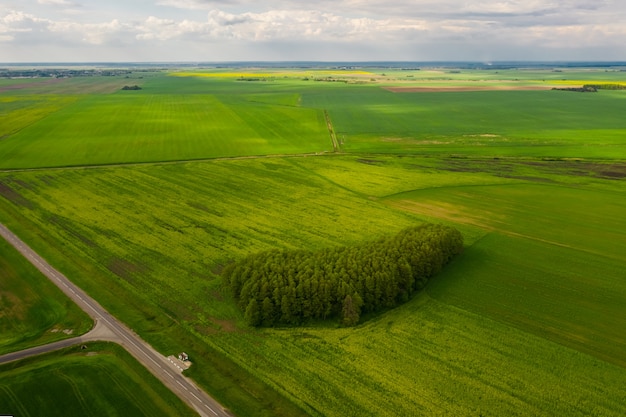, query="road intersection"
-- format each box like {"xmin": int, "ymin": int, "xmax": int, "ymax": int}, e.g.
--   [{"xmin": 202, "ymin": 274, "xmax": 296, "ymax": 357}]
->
[{"xmin": 0, "ymin": 223, "xmax": 232, "ymax": 417}]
